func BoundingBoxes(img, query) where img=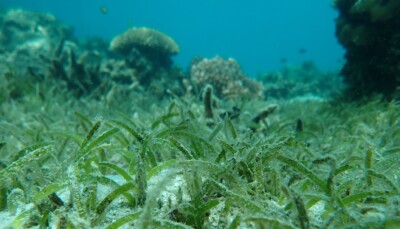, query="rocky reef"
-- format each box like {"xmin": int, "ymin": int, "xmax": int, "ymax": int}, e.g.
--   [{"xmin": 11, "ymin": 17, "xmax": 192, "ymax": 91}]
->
[{"xmin": 334, "ymin": 0, "xmax": 400, "ymax": 99}]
